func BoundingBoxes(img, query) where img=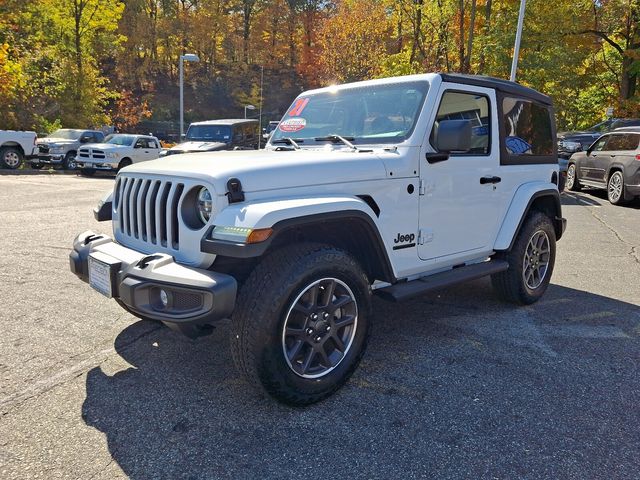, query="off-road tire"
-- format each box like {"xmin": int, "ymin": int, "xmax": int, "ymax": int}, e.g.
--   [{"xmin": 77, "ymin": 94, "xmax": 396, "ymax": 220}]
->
[
  {"xmin": 30, "ymin": 162, "xmax": 44, "ymax": 170},
  {"xmin": 230, "ymin": 243, "xmax": 372, "ymax": 406},
  {"xmin": 491, "ymin": 211, "xmax": 556, "ymax": 305},
  {"xmin": 566, "ymin": 163, "xmax": 581, "ymax": 191},
  {"xmin": 0, "ymin": 147, "xmax": 23, "ymax": 169},
  {"xmin": 63, "ymin": 151, "xmax": 77, "ymax": 170}
]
